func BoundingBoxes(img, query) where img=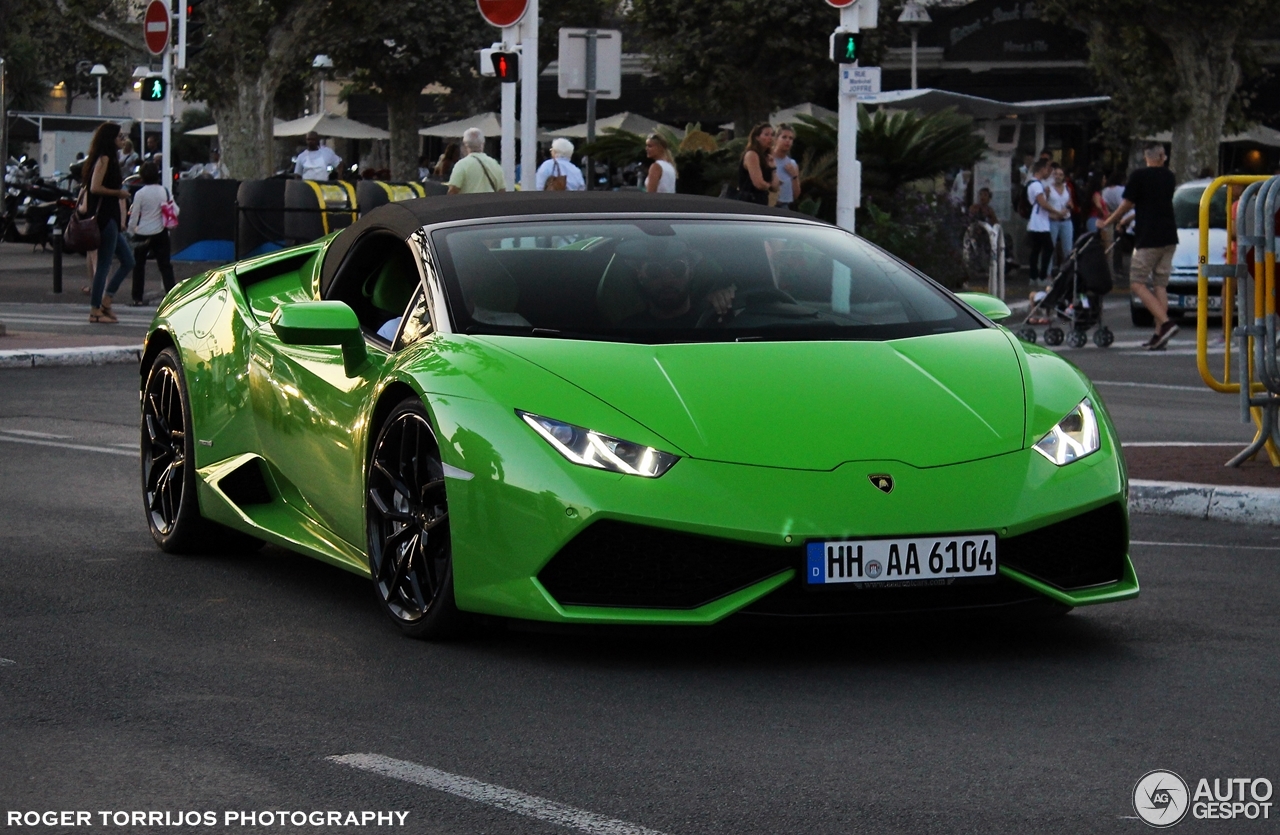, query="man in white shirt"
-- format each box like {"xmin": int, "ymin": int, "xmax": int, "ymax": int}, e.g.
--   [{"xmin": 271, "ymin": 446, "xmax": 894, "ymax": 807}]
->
[{"xmin": 293, "ymin": 132, "xmax": 342, "ymax": 181}]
